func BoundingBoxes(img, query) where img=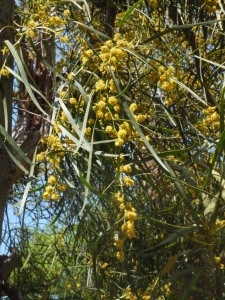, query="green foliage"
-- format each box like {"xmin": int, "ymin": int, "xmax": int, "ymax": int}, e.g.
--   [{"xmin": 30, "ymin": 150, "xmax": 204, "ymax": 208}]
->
[{"xmin": 2, "ymin": 0, "xmax": 225, "ymax": 299}]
